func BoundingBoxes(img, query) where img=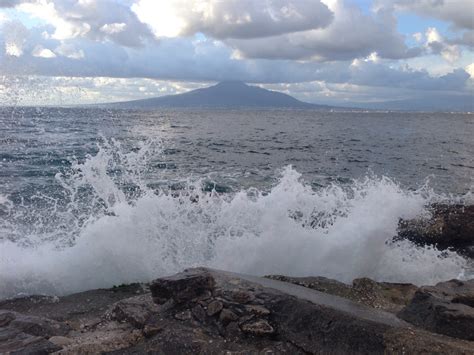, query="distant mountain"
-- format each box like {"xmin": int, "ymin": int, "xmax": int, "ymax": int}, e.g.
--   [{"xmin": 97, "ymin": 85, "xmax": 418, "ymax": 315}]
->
[{"xmin": 108, "ymin": 81, "xmax": 333, "ymax": 109}]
